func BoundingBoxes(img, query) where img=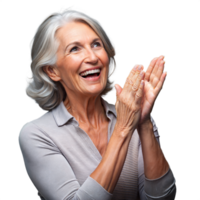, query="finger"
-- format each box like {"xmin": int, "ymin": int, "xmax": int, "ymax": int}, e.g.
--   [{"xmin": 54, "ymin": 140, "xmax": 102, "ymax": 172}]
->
[
  {"xmin": 155, "ymin": 71, "xmax": 167, "ymax": 96},
  {"xmin": 149, "ymin": 56, "xmax": 161, "ymax": 82},
  {"xmin": 152, "ymin": 55, "xmax": 166, "ymax": 77},
  {"xmin": 144, "ymin": 57, "xmax": 158, "ymax": 82},
  {"xmin": 130, "ymin": 64, "xmax": 143, "ymax": 85},
  {"xmin": 122, "ymin": 66, "xmax": 133, "ymax": 89},
  {"xmin": 135, "ymin": 80, "xmax": 144, "ymax": 104},
  {"xmin": 131, "ymin": 70, "xmax": 144, "ymax": 94},
  {"xmin": 124, "ymin": 65, "xmax": 143, "ymax": 91},
  {"xmin": 122, "ymin": 67, "xmax": 131, "ymax": 90},
  {"xmin": 152, "ymin": 60, "xmax": 165, "ymax": 87},
  {"xmin": 114, "ymin": 83, "xmax": 122, "ymax": 98}
]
